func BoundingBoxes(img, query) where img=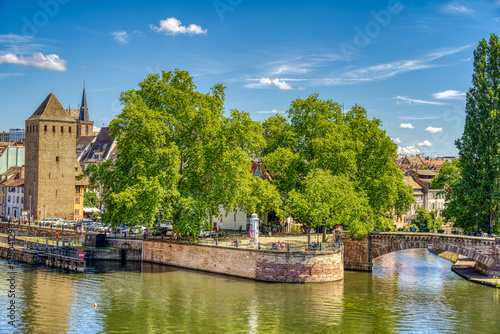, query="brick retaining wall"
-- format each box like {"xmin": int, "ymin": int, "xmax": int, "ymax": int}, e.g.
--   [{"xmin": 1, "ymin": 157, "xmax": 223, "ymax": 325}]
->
[{"xmin": 142, "ymin": 240, "xmax": 343, "ymax": 283}]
